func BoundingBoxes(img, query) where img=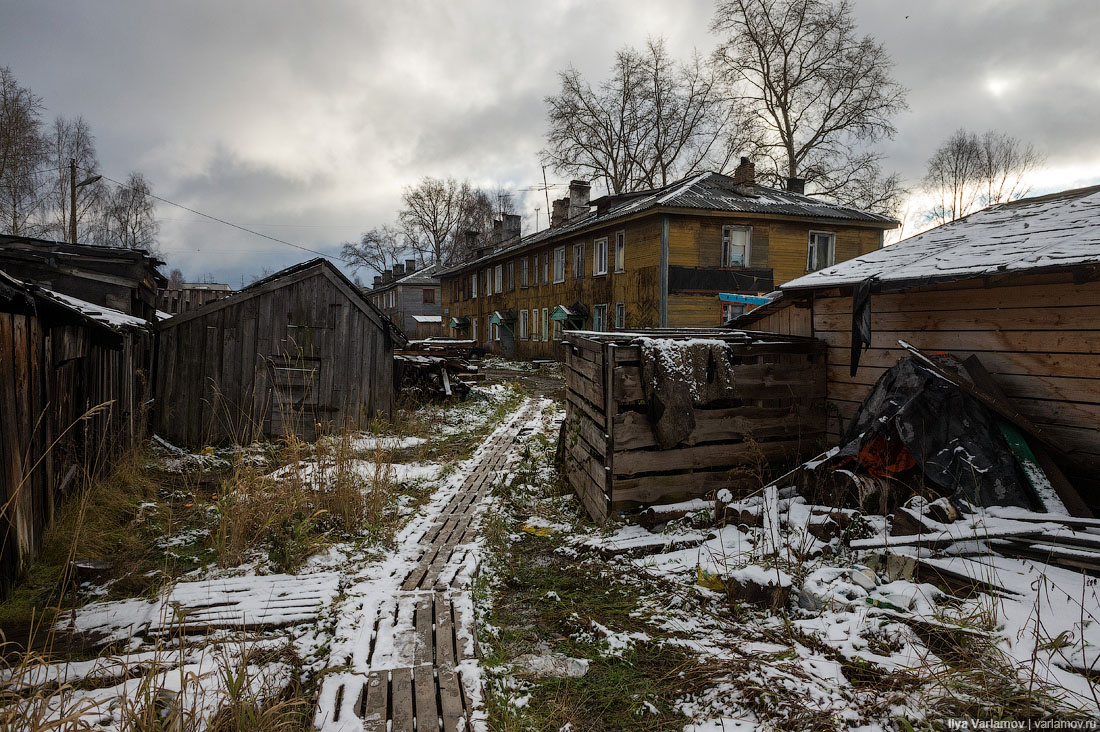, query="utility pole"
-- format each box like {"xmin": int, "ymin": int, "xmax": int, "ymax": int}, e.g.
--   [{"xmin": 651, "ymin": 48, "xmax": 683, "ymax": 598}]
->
[
  {"xmin": 69, "ymin": 159, "xmax": 77, "ymax": 244},
  {"xmin": 68, "ymin": 161, "xmax": 101, "ymax": 244}
]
